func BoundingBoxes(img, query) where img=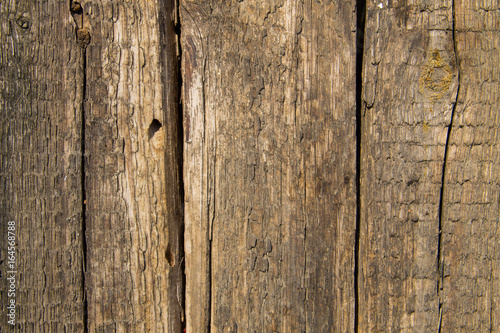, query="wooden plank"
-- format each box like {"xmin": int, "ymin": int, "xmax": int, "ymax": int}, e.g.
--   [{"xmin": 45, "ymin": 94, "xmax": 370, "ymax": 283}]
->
[
  {"xmin": 181, "ymin": 1, "xmax": 357, "ymax": 331},
  {"xmin": 359, "ymin": 1, "xmax": 458, "ymax": 331},
  {"xmin": 82, "ymin": 0, "xmax": 183, "ymax": 331},
  {"xmin": 441, "ymin": 0, "xmax": 500, "ymax": 330},
  {"xmin": 0, "ymin": 0, "xmax": 85, "ymax": 331}
]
